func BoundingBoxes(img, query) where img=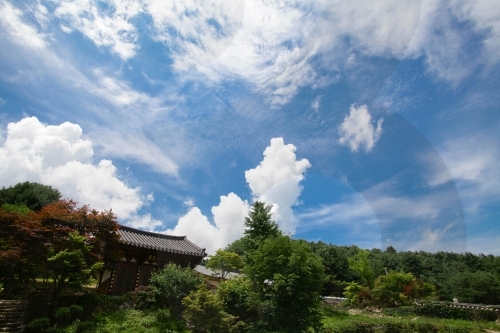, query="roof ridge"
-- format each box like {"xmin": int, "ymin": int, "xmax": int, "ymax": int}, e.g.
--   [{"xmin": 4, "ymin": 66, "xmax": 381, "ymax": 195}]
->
[{"xmin": 119, "ymin": 225, "xmax": 187, "ymax": 240}]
